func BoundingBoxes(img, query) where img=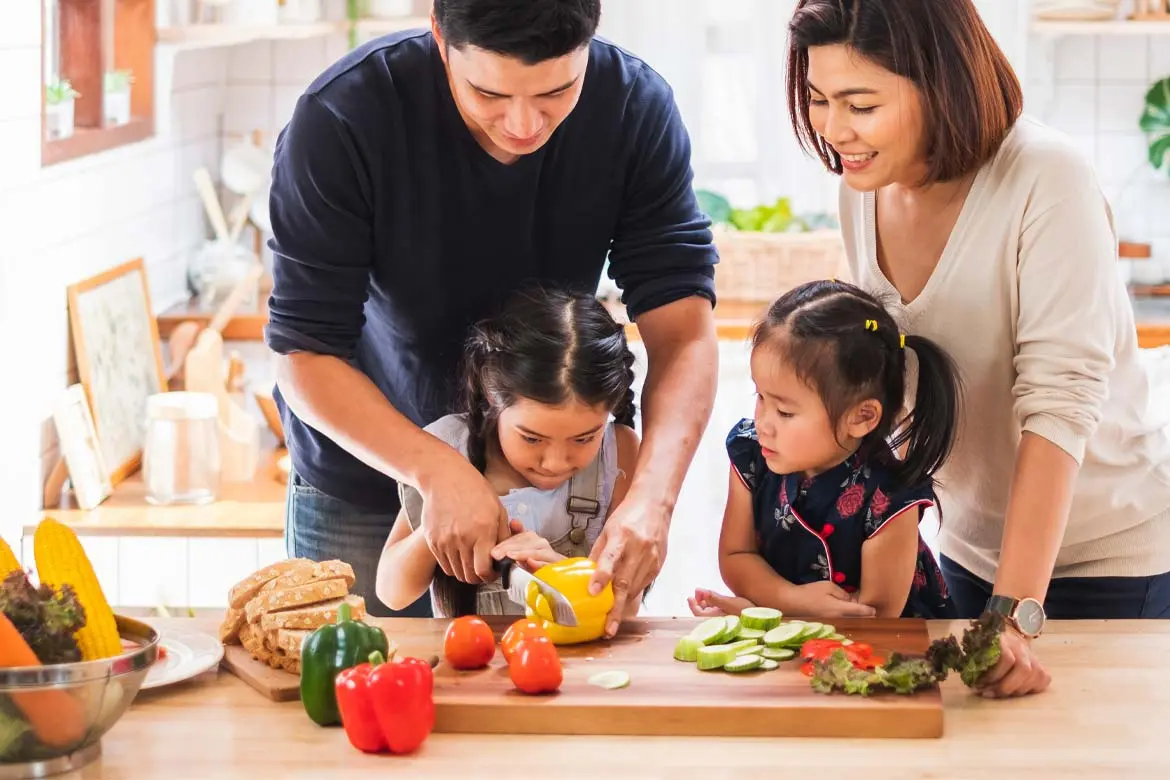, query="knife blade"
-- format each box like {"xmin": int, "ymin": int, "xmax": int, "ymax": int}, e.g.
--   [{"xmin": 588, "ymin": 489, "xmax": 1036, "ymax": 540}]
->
[{"xmin": 493, "ymin": 557, "xmax": 578, "ymax": 627}]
